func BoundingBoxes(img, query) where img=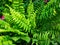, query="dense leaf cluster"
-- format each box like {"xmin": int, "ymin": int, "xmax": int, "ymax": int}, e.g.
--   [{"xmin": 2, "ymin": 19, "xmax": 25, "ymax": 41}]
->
[{"xmin": 0, "ymin": 0, "xmax": 60, "ymax": 45}]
